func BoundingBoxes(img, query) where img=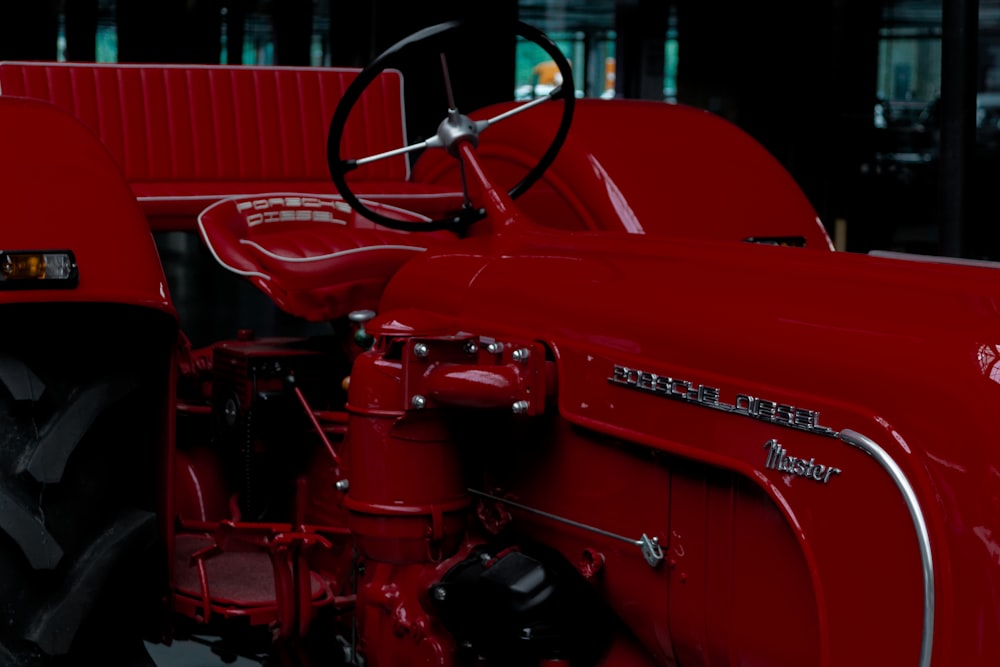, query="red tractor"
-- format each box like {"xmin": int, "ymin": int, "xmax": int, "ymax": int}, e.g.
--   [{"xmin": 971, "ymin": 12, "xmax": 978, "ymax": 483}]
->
[{"xmin": 1, "ymin": 19, "xmax": 997, "ymax": 667}]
